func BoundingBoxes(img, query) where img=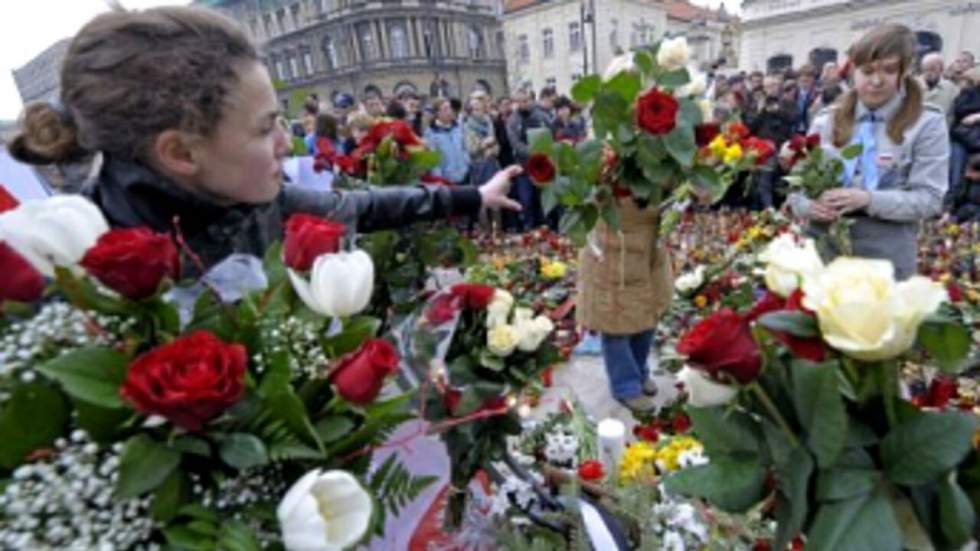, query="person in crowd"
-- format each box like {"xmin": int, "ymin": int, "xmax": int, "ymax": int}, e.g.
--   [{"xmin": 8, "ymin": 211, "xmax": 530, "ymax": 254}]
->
[
  {"xmin": 464, "ymin": 91, "xmax": 501, "ymax": 229},
  {"xmin": 363, "ymin": 91, "xmax": 386, "ymax": 118},
  {"xmin": 951, "ymin": 152, "xmax": 980, "ymax": 222},
  {"xmin": 8, "ymin": 6, "xmax": 522, "ymax": 277},
  {"xmin": 748, "ymin": 70, "xmax": 766, "ymax": 107},
  {"xmin": 506, "ymin": 88, "xmax": 550, "ymax": 229},
  {"xmin": 537, "ymin": 86, "xmax": 558, "ymax": 126},
  {"xmin": 919, "ymin": 52, "xmax": 960, "ymax": 120},
  {"xmin": 300, "ymin": 98, "xmax": 318, "ymax": 136},
  {"xmin": 948, "ymin": 67, "xmax": 980, "ymax": 205},
  {"xmin": 385, "ymin": 99, "xmax": 408, "ymax": 121},
  {"xmin": 787, "ymin": 24, "xmax": 949, "ymax": 280},
  {"xmin": 400, "ymin": 91, "xmax": 424, "ymax": 136},
  {"xmin": 304, "ymin": 112, "xmax": 338, "ymax": 156},
  {"xmin": 493, "ymin": 97, "xmax": 515, "ymax": 169},
  {"xmin": 794, "ymin": 64, "xmax": 820, "ymax": 132},
  {"xmin": 820, "ymin": 62, "xmax": 840, "ymax": 89},
  {"xmin": 745, "ymin": 75, "xmax": 798, "ymax": 209},
  {"xmin": 424, "ymin": 98, "xmax": 470, "ymax": 186},
  {"xmin": 949, "ymin": 50, "xmax": 977, "ymax": 88},
  {"xmin": 552, "ymin": 96, "xmax": 586, "ymax": 144},
  {"xmin": 341, "ymin": 112, "xmax": 375, "ymax": 154}
]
